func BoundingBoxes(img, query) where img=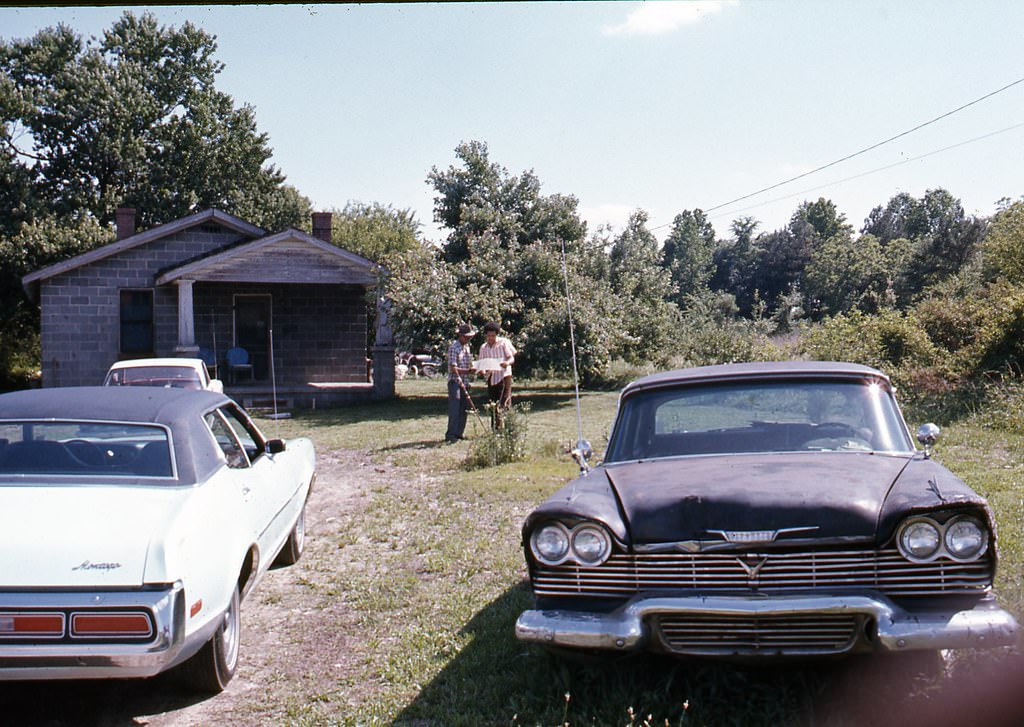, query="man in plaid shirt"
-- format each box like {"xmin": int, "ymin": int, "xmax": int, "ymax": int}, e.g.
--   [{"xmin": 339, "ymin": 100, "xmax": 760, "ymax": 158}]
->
[{"xmin": 445, "ymin": 323, "xmax": 477, "ymax": 443}]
